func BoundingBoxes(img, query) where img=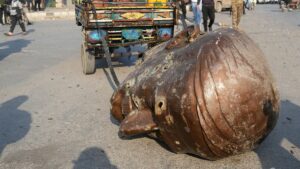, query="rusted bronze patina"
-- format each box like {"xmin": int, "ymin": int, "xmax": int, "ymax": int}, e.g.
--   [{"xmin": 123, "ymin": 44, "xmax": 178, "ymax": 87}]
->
[{"xmin": 110, "ymin": 28, "xmax": 280, "ymax": 160}]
